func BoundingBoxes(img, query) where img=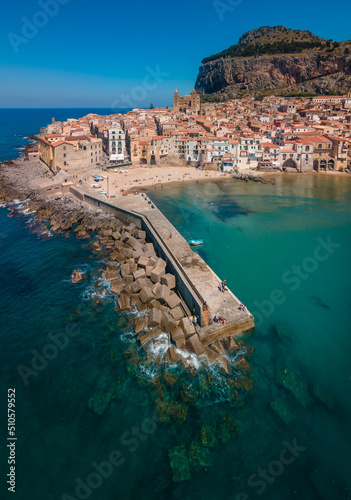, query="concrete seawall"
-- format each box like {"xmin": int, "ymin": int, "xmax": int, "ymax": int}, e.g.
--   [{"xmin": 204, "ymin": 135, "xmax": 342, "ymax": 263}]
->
[{"xmin": 70, "ymin": 186, "xmax": 254, "ymax": 342}]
